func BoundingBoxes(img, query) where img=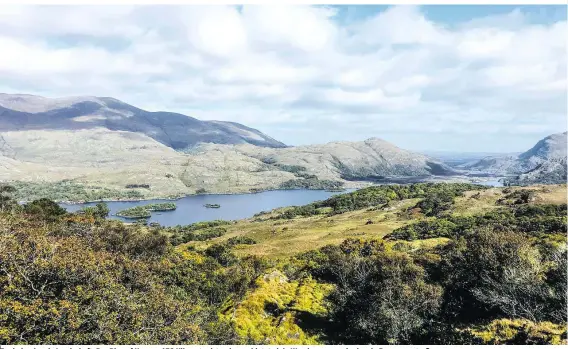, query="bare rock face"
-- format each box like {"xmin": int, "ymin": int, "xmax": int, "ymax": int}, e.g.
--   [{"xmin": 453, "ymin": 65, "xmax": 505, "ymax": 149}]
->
[
  {"xmin": 0, "ymin": 93, "xmax": 286, "ymax": 149},
  {"xmin": 518, "ymin": 132, "xmax": 567, "ymax": 162}
]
